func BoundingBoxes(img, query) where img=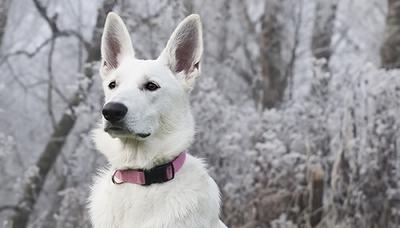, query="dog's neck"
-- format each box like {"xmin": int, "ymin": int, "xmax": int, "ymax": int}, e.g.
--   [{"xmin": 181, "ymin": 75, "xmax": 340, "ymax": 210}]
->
[{"xmin": 93, "ymin": 120, "xmax": 194, "ymax": 170}]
